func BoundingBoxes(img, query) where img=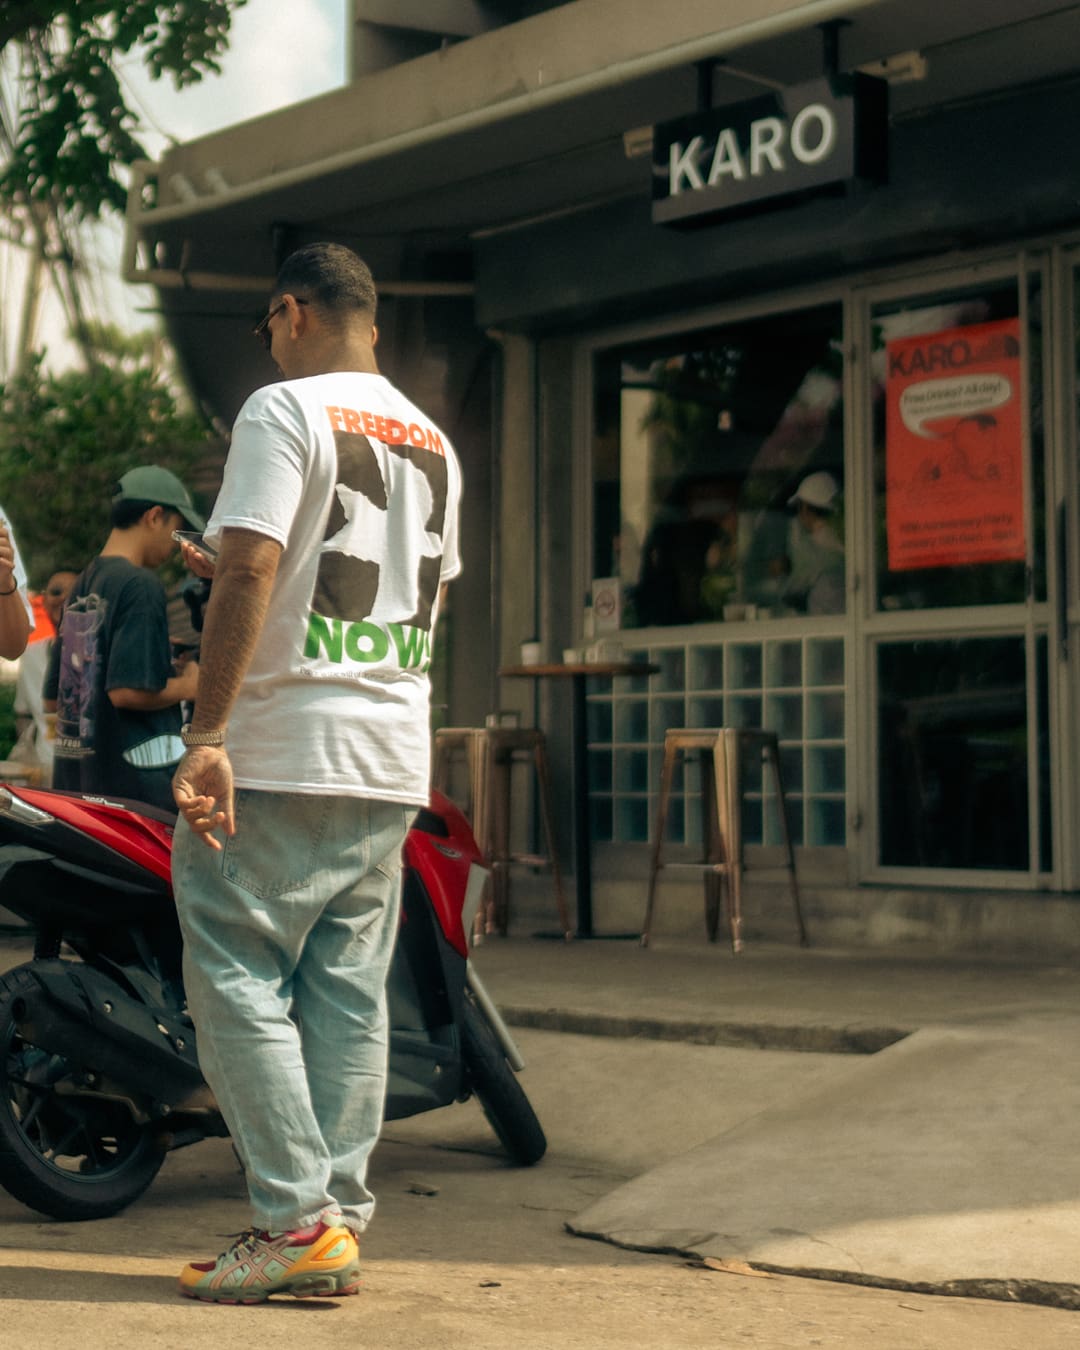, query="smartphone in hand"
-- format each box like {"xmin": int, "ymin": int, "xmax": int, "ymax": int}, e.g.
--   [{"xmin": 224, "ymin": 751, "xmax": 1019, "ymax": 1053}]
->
[{"xmin": 172, "ymin": 530, "xmax": 219, "ymax": 561}]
